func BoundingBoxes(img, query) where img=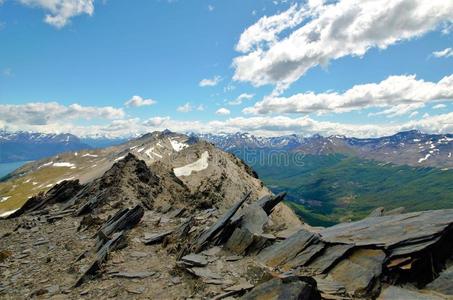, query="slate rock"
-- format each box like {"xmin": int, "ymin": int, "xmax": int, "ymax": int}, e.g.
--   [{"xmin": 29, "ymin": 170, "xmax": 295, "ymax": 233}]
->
[
  {"xmin": 224, "ymin": 282, "xmax": 254, "ymax": 292},
  {"xmin": 257, "ymin": 228, "xmax": 318, "ymax": 267},
  {"xmin": 377, "ymin": 285, "xmax": 445, "ymax": 300},
  {"xmin": 142, "ymin": 230, "xmax": 174, "ymax": 245},
  {"xmin": 226, "ymin": 227, "xmax": 254, "ymax": 255},
  {"xmin": 284, "ymin": 242, "xmax": 325, "ymax": 270},
  {"xmin": 194, "ymin": 191, "xmax": 251, "ymax": 252},
  {"xmin": 320, "ymin": 209, "xmax": 453, "ymax": 248},
  {"xmin": 241, "ymin": 276, "xmax": 320, "ymax": 300},
  {"xmin": 241, "ymin": 205, "xmax": 268, "ymax": 234},
  {"xmin": 181, "ymin": 253, "xmax": 208, "ymax": 267},
  {"xmin": 188, "ymin": 267, "xmax": 222, "ymax": 280},
  {"xmin": 305, "ymin": 244, "xmax": 354, "ymax": 274},
  {"xmin": 326, "ymin": 248, "xmax": 386, "ymax": 297}
]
